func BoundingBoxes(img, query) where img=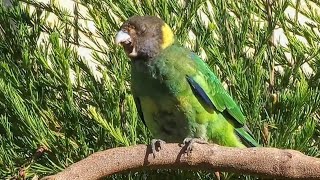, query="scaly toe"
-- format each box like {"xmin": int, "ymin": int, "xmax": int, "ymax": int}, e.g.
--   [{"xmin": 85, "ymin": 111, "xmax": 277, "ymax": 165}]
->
[
  {"xmin": 151, "ymin": 139, "xmax": 166, "ymax": 158},
  {"xmin": 182, "ymin": 138, "xmax": 208, "ymax": 155}
]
